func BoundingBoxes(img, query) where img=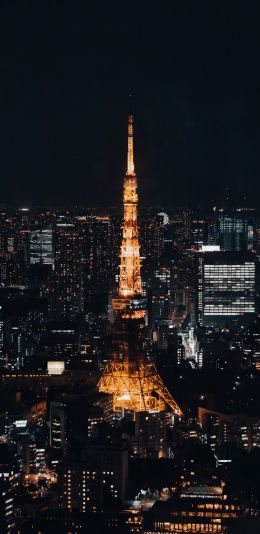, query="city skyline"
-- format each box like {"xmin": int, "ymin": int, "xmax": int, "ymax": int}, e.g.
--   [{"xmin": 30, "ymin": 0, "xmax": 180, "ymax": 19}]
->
[{"xmin": 0, "ymin": 5, "xmax": 260, "ymax": 534}]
